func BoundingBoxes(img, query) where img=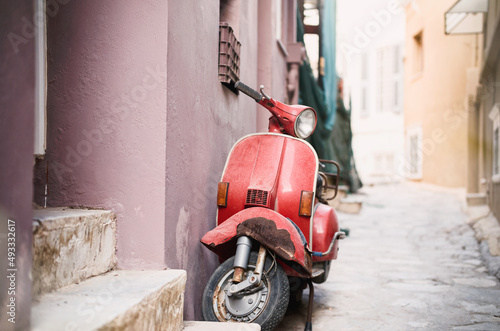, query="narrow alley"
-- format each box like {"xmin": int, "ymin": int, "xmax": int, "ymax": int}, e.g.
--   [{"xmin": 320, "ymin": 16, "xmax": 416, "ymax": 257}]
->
[{"xmin": 276, "ymin": 184, "xmax": 500, "ymax": 331}]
